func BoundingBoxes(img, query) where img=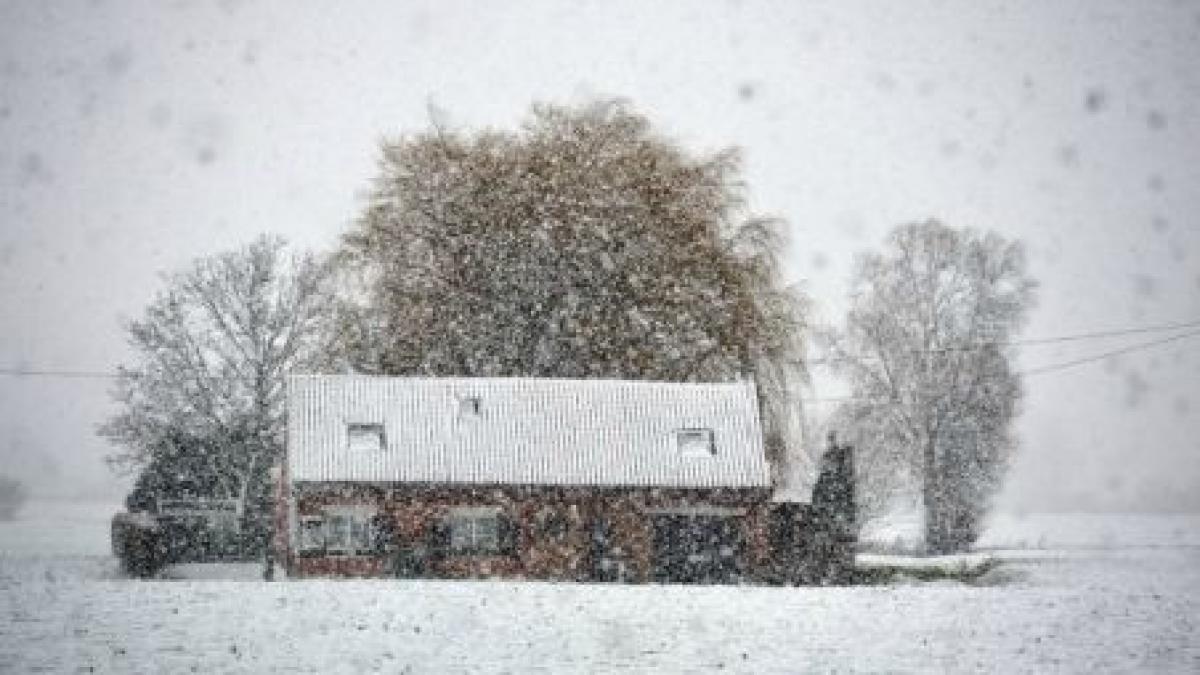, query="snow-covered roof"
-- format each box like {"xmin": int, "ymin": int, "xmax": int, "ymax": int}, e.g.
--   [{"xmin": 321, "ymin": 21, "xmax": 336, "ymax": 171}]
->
[{"xmin": 287, "ymin": 375, "xmax": 771, "ymax": 489}]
